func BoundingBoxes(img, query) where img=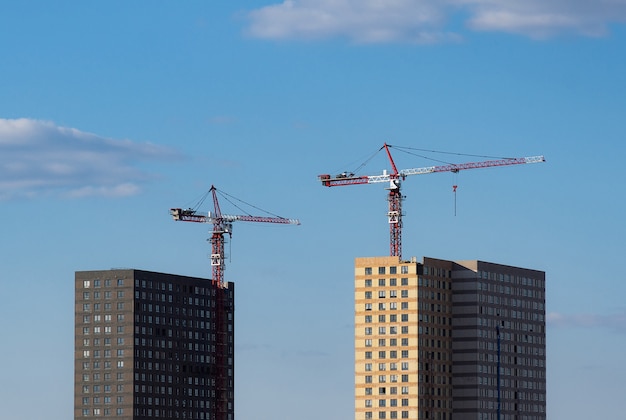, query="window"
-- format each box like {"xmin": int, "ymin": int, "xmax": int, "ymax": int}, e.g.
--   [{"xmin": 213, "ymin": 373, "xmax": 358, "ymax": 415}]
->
[
  {"xmin": 401, "ymin": 338, "xmax": 408, "ymax": 346},
  {"xmin": 365, "ymin": 279, "xmax": 372, "ymax": 287},
  {"xmin": 379, "ymin": 267, "xmax": 386, "ymax": 275},
  {"xmin": 83, "ymin": 280, "xmax": 91, "ymax": 288},
  {"xmin": 365, "ymin": 339, "xmax": 372, "ymax": 347},
  {"xmin": 379, "ymin": 291, "xmax": 386, "ymax": 298},
  {"xmin": 117, "ymin": 291, "xmax": 124, "ymax": 298},
  {"xmin": 379, "ymin": 327, "xmax": 386, "ymax": 335},
  {"xmin": 366, "ymin": 387, "xmax": 373, "ymax": 395},
  {"xmin": 401, "ymin": 351, "xmax": 409, "ymax": 358},
  {"xmin": 401, "ymin": 278, "xmax": 408, "ymax": 285},
  {"xmin": 365, "ymin": 268, "xmax": 373, "ymax": 275},
  {"xmin": 401, "ymin": 314, "xmax": 409, "ymax": 322},
  {"xmin": 365, "ymin": 363, "xmax": 372, "ymax": 371},
  {"xmin": 401, "ymin": 266, "xmax": 408, "ymax": 274},
  {"xmin": 379, "ymin": 375, "xmax": 386, "ymax": 383},
  {"xmin": 379, "ymin": 351, "xmax": 386, "ymax": 359},
  {"xmin": 365, "ymin": 328, "xmax": 372, "ymax": 335},
  {"xmin": 401, "ymin": 362, "xmax": 409, "ymax": 370},
  {"xmin": 365, "ymin": 291, "xmax": 372, "ymax": 299},
  {"xmin": 379, "ymin": 399, "xmax": 387, "ymax": 407},
  {"xmin": 379, "ymin": 363, "xmax": 386, "ymax": 371},
  {"xmin": 390, "ymin": 290, "xmax": 397, "ymax": 298},
  {"xmin": 365, "ymin": 304, "xmax": 372, "ymax": 311},
  {"xmin": 365, "ymin": 399, "xmax": 372, "ymax": 407},
  {"xmin": 390, "ymin": 327, "xmax": 397, "ymax": 334},
  {"xmin": 117, "ymin": 279, "xmax": 124, "ymax": 286},
  {"xmin": 390, "ymin": 278, "xmax": 397, "ymax": 286},
  {"xmin": 366, "ymin": 412, "xmax": 373, "ymax": 420},
  {"xmin": 117, "ymin": 361, "xmax": 124, "ymax": 368},
  {"xmin": 401, "ymin": 326, "xmax": 409, "ymax": 334},
  {"xmin": 401, "ymin": 375, "xmax": 408, "ymax": 382},
  {"xmin": 366, "ymin": 315, "xmax": 372, "ymax": 323},
  {"xmin": 365, "ymin": 351, "xmax": 372, "ymax": 359},
  {"xmin": 401, "ymin": 386, "xmax": 409, "ymax": 394},
  {"xmin": 379, "ymin": 303, "xmax": 386, "ymax": 310},
  {"xmin": 401, "ymin": 290, "xmax": 408, "ymax": 298},
  {"xmin": 390, "ymin": 267, "xmax": 397, "ymax": 274},
  {"xmin": 401, "ymin": 399, "xmax": 409, "ymax": 406},
  {"xmin": 366, "ymin": 376, "xmax": 373, "ymax": 383},
  {"xmin": 401, "ymin": 302, "xmax": 408, "ymax": 310},
  {"xmin": 402, "ymin": 411, "xmax": 409, "ymax": 419}
]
